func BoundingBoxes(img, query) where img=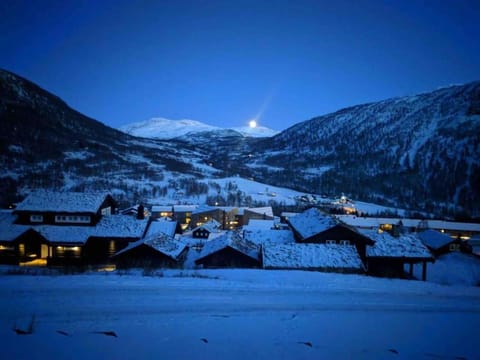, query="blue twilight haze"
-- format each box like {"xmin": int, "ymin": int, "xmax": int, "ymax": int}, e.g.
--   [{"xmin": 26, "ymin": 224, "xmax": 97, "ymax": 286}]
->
[{"xmin": 1, "ymin": 0, "xmax": 479, "ymax": 131}]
